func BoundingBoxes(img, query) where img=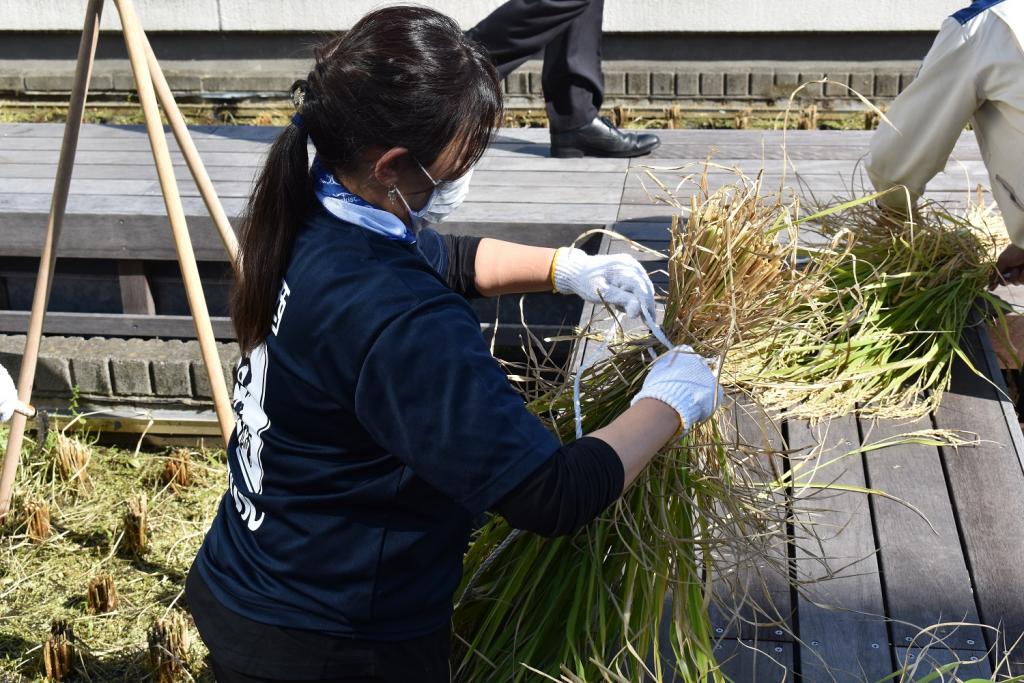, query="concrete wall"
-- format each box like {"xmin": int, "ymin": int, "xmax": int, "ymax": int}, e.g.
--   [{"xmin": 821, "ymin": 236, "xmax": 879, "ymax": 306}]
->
[{"xmin": 0, "ymin": 0, "xmax": 966, "ymax": 33}]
